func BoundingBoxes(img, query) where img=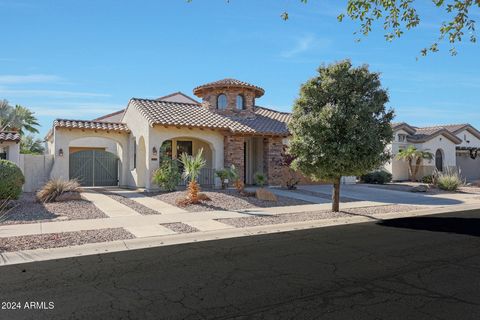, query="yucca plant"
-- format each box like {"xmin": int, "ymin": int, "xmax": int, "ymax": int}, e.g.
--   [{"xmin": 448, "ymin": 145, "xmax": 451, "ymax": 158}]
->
[
  {"xmin": 36, "ymin": 179, "xmax": 81, "ymax": 203},
  {"xmin": 180, "ymin": 148, "xmax": 206, "ymax": 203},
  {"xmin": 435, "ymin": 168, "xmax": 464, "ymax": 191},
  {"xmin": 0, "ymin": 197, "xmax": 15, "ymax": 223}
]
